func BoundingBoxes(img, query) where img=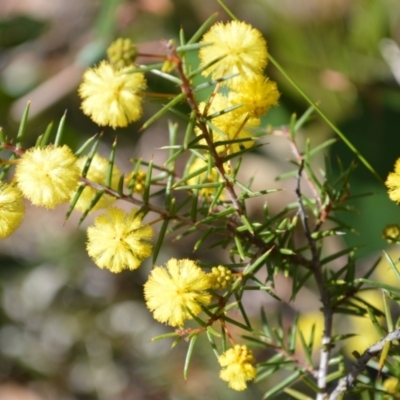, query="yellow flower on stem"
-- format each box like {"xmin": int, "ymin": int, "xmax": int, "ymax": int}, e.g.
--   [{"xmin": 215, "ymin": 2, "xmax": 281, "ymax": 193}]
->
[
  {"xmin": 198, "ymin": 93, "xmax": 259, "ymax": 154},
  {"xmin": 0, "ymin": 182, "xmax": 25, "ymax": 239},
  {"xmin": 144, "ymin": 258, "xmax": 212, "ymax": 327},
  {"xmin": 199, "ymin": 20, "xmax": 267, "ymax": 84},
  {"xmin": 218, "ymin": 344, "xmax": 256, "ymax": 391},
  {"xmin": 107, "ymin": 38, "xmax": 138, "ymax": 69},
  {"xmin": 124, "ymin": 169, "xmax": 147, "ymax": 194},
  {"xmin": 86, "ymin": 207, "xmax": 153, "ymax": 273},
  {"xmin": 208, "ymin": 265, "xmax": 233, "ymax": 290},
  {"xmin": 74, "ymin": 154, "xmax": 121, "ymax": 212},
  {"xmin": 78, "ymin": 61, "xmax": 147, "ymax": 129},
  {"xmin": 15, "ymin": 145, "xmax": 80, "ymax": 209},
  {"xmin": 386, "ymin": 158, "xmax": 400, "ymax": 203},
  {"xmin": 229, "ymin": 75, "xmax": 280, "ymax": 118}
]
